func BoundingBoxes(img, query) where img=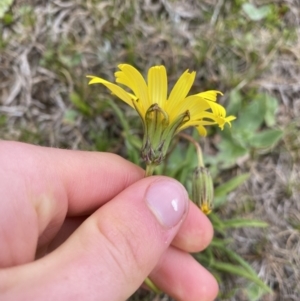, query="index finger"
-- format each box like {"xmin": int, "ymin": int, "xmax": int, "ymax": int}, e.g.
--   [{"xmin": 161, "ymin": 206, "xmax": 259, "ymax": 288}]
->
[{"xmin": 0, "ymin": 141, "xmax": 144, "ymax": 215}]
